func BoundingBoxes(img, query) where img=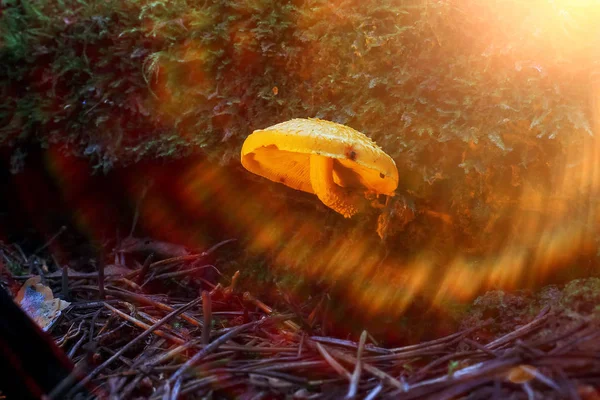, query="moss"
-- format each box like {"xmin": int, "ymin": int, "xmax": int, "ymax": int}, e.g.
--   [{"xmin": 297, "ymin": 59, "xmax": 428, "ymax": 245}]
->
[
  {"xmin": 559, "ymin": 278, "xmax": 600, "ymax": 315},
  {"xmin": 1, "ymin": 0, "xmax": 594, "ymax": 171},
  {"xmin": 2, "ymin": 0, "xmax": 597, "ymax": 258},
  {"xmin": 465, "ymin": 290, "xmax": 534, "ymax": 328},
  {"xmin": 459, "ymin": 277, "xmax": 600, "ymax": 341}
]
